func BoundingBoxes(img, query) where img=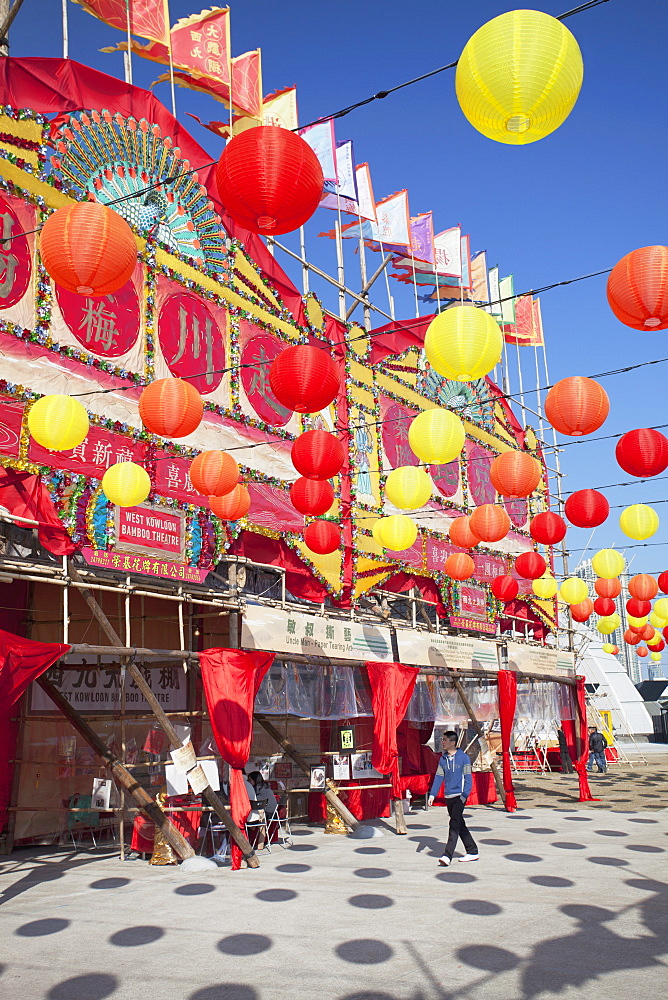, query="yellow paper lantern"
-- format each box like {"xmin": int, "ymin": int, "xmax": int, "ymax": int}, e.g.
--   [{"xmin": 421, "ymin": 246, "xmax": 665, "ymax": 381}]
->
[
  {"xmin": 27, "ymin": 394, "xmax": 89, "ymax": 452},
  {"xmin": 102, "ymin": 462, "xmax": 151, "ymax": 507},
  {"xmin": 602, "ymin": 643, "xmax": 616, "ymax": 655},
  {"xmin": 424, "ymin": 306, "xmax": 502, "ymax": 382},
  {"xmin": 455, "ymin": 9, "xmax": 583, "ymax": 145},
  {"xmin": 385, "ymin": 466, "xmax": 433, "ymax": 510},
  {"xmin": 532, "ymin": 574, "xmax": 558, "ymax": 599},
  {"xmin": 619, "ymin": 503, "xmax": 659, "ymax": 540},
  {"xmin": 653, "ymin": 597, "xmax": 668, "ymax": 619},
  {"xmin": 408, "ymin": 408, "xmax": 465, "ymax": 464},
  {"xmin": 597, "ymin": 614, "xmax": 621, "ymax": 635},
  {"xmin": 647, "ymin": 631, "xmax": 662, "ymax": 648},
  {"xmin": 559, "ymin": 577, "xmax": 588, "ymax": 605},
  {"xmin": 651, "ymin": 652, "xmax": 662, "ymax": 662},
  {"xmin": 627, "ymin": 614, "xmax": 649, "ymax": 628},
  {"xmin": 649, "ymin": 612, "xmax": 668, "ymax": 629},
  {"xmin": 591, "ymin": 549, "xmax": 625, "ymax": 579},
  {"xmin": 374, "ymin": 514, "xmax": 418, "ymax": 551}
]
